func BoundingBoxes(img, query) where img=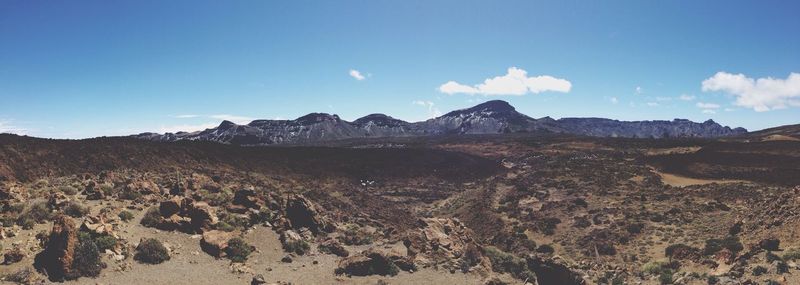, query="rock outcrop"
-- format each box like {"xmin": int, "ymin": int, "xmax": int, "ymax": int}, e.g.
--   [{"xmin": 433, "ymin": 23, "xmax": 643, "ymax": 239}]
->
[{"xmin": 34, "ymin": 215, "xmax": 78, "ymax": 281}]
